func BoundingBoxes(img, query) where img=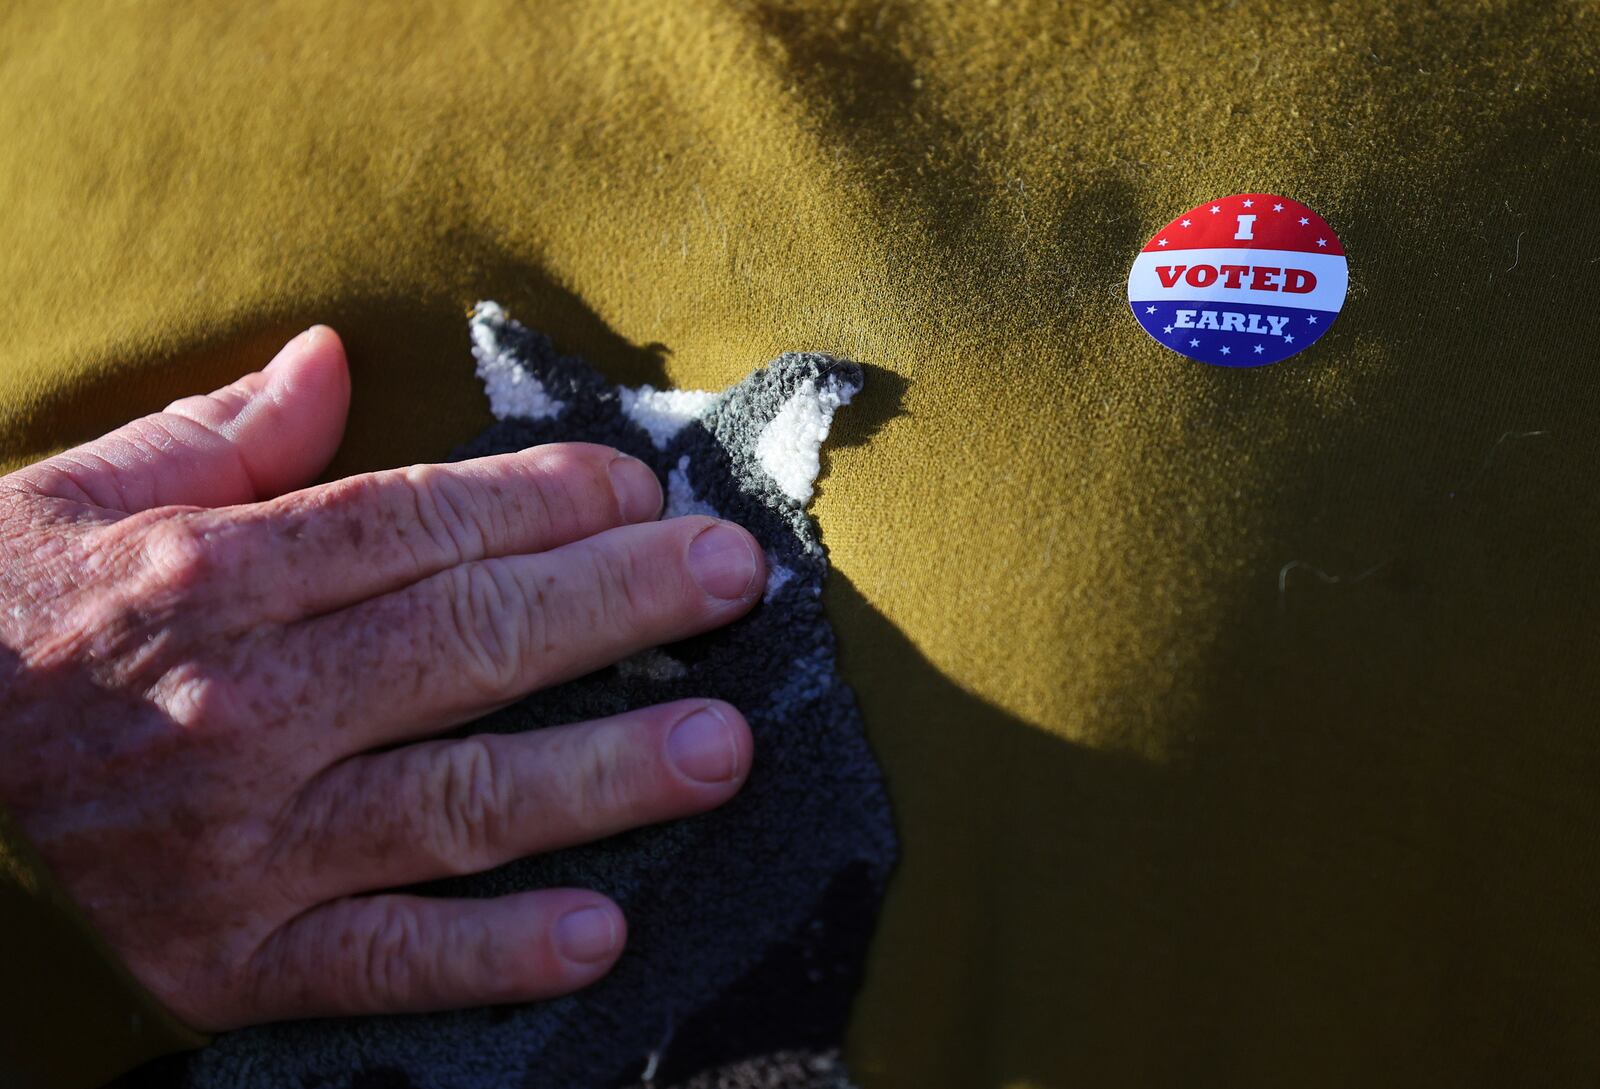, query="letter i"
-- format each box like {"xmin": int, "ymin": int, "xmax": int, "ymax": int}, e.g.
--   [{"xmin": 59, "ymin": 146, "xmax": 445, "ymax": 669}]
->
[{"xmin": 1234, "ymin": 214, "xmax": 1256, "ymax": 241}]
